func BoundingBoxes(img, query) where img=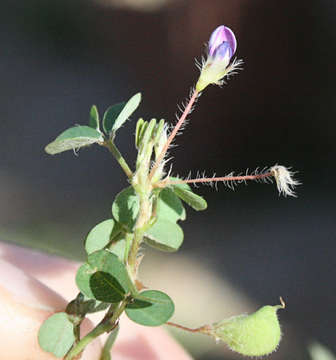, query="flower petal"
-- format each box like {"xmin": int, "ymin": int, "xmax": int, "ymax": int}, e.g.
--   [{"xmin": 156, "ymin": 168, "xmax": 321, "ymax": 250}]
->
[{"xmin": 208, "ymin": 25, "xmax": 237, "ymax": 57}]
